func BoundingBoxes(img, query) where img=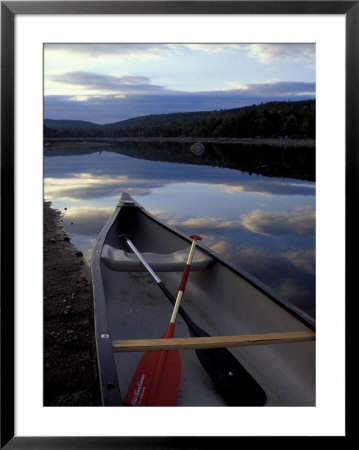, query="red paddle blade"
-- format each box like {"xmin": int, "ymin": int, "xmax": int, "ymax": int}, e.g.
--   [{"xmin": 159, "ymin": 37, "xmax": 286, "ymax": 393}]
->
[{"xmin": 123, "ymin": 324, "xmax": 181, "ymax": 406}]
